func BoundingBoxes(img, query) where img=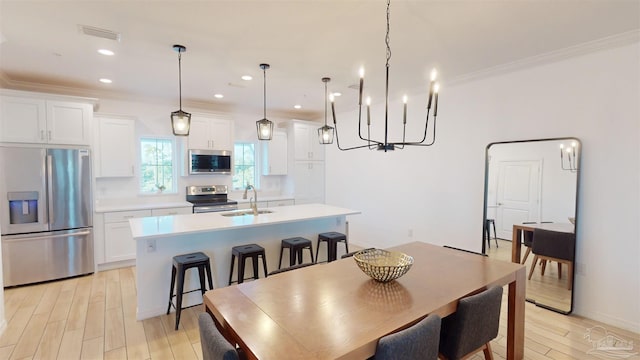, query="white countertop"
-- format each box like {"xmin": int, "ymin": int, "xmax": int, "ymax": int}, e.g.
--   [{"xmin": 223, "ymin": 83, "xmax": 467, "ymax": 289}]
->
[
  {"xmin": 129, "ymin": 203, "xmax": 360, "ymax": 240},
  {"xmin": 95, "ymin": 201, "xmax": 192, "ymax": 213}
]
